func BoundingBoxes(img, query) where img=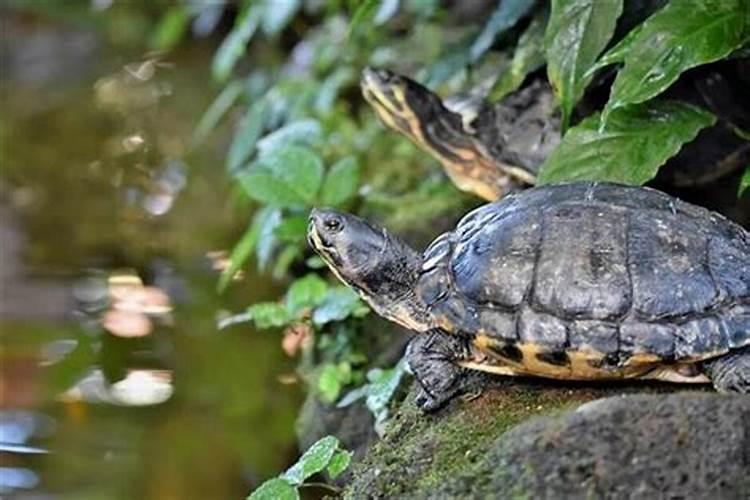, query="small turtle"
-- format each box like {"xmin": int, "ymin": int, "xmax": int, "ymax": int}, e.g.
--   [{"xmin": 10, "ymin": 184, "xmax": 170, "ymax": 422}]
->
[
  {"xmin": 308, "ymin": 182, "xmax": 750, "ymax": 411},
  {"xmin": 361, "ymin": 67, "xmax": 750, "ymax": 202}
]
